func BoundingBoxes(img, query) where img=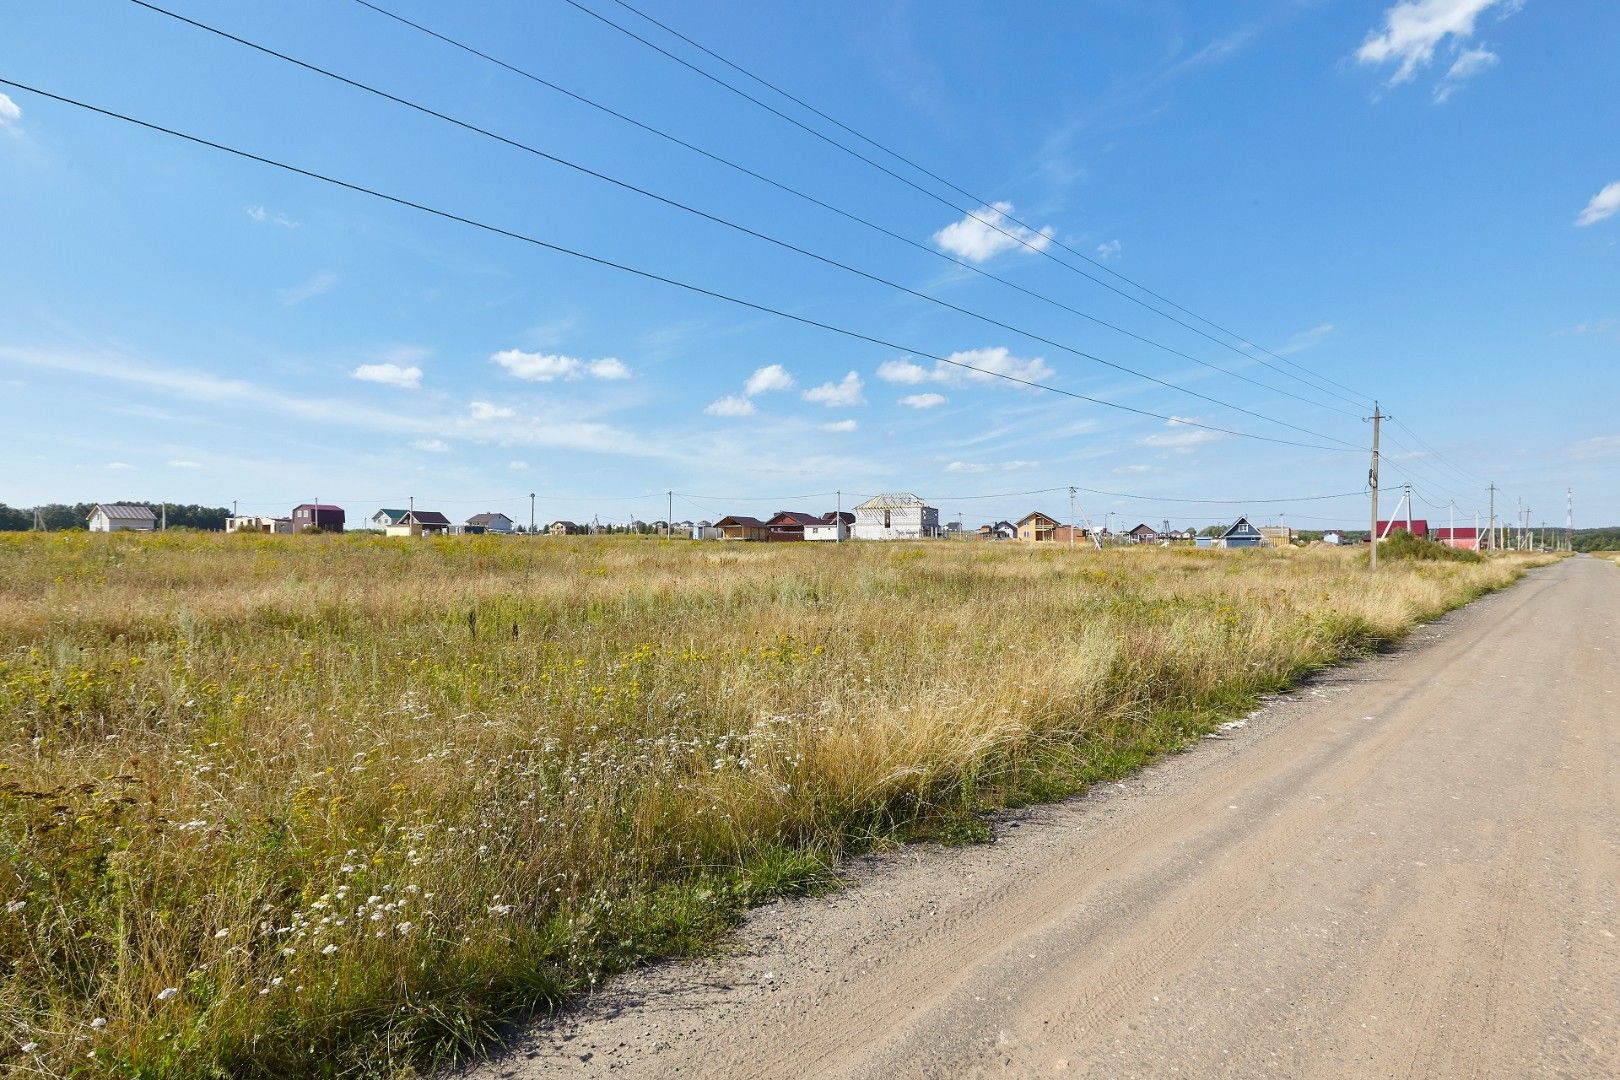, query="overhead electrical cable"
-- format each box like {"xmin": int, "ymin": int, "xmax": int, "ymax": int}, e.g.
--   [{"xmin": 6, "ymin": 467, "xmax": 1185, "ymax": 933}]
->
[
  {"xmin": 344, "ymin": 0, "xmax": 1357, "ymax": 420},
  {"xmin": 124, "ymin": 0, "xmax": 1364, "ymax": 450},
  {"xmin": 552, "ymin": 0, "xmax": 1374, "ymax": 411},
  {"xmin": 0, "ymin": 76, "xmax": 1364, "ymax": 455}
]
